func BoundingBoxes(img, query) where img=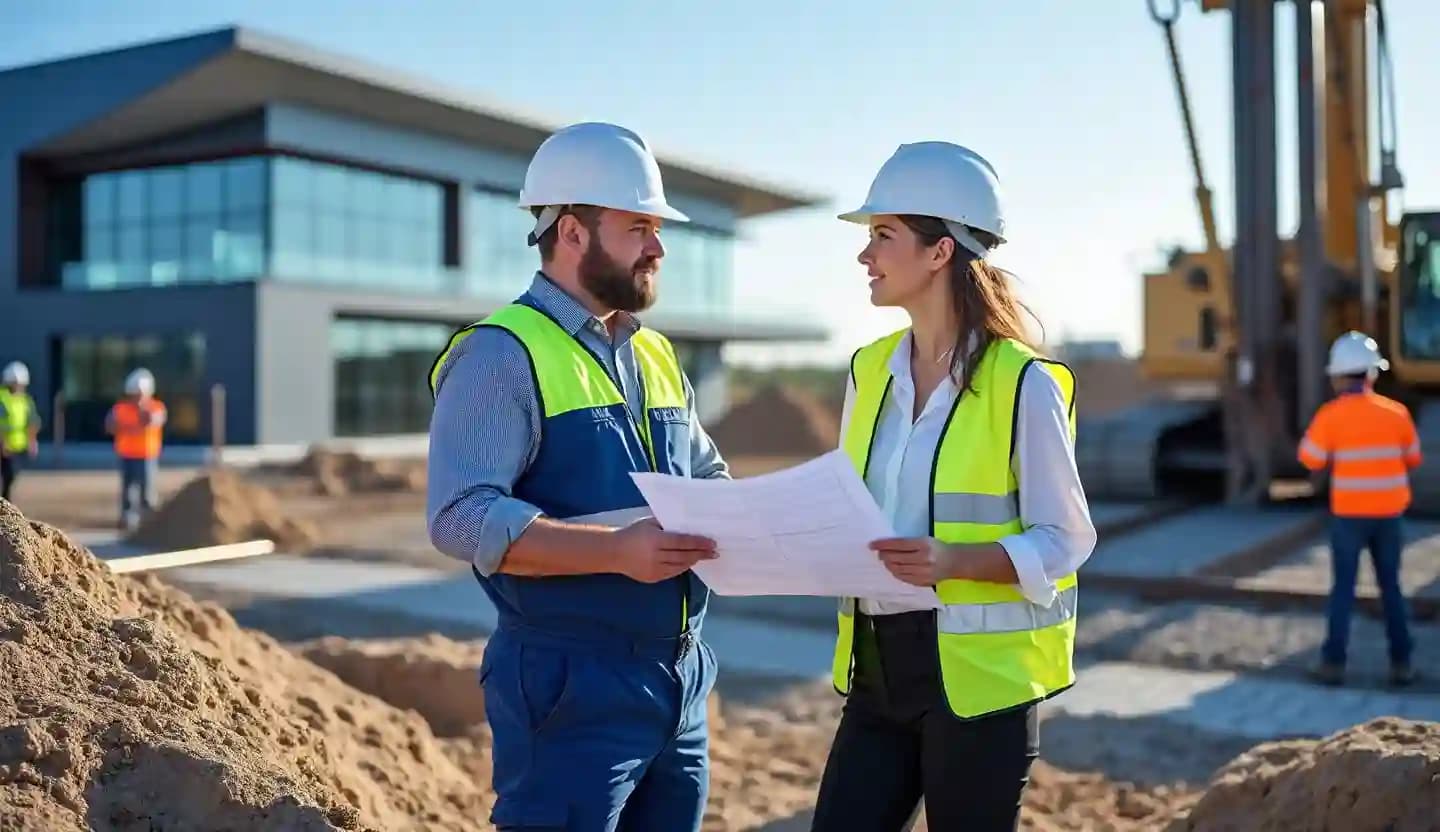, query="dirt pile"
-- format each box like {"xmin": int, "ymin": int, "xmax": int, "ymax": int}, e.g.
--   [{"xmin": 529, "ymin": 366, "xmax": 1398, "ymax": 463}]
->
[
  {"xmin": 1170, "ymin": 717, "xmax": 1440, "ymax": 832},
  {"xmin": 127, "ymin": 469, "xmax": 318, "ymax": 552},
  {"xmin": 0, "ymin": 501, "xmax": 492, "ymax": 830},
  {"xmin": 709, "ymin": 385, "xmax": 840, "ymax": 459},
  {"xmin": 296, "ymin": 636, "xmax": 488, "ymax": 738},
  {"xmin": 288, "ymin": 450, "xmax": 426, "ymax": 497}
]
